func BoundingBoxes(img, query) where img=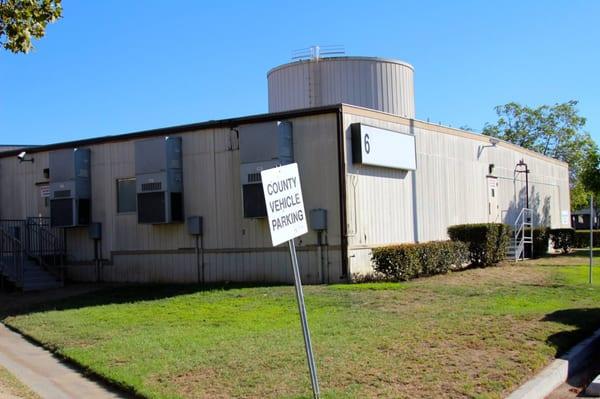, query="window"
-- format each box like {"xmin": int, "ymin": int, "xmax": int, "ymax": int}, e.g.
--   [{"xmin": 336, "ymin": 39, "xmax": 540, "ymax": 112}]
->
[{"xmin": 117, "ymin": 178, "xmax": 137, "ymax": 213}]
